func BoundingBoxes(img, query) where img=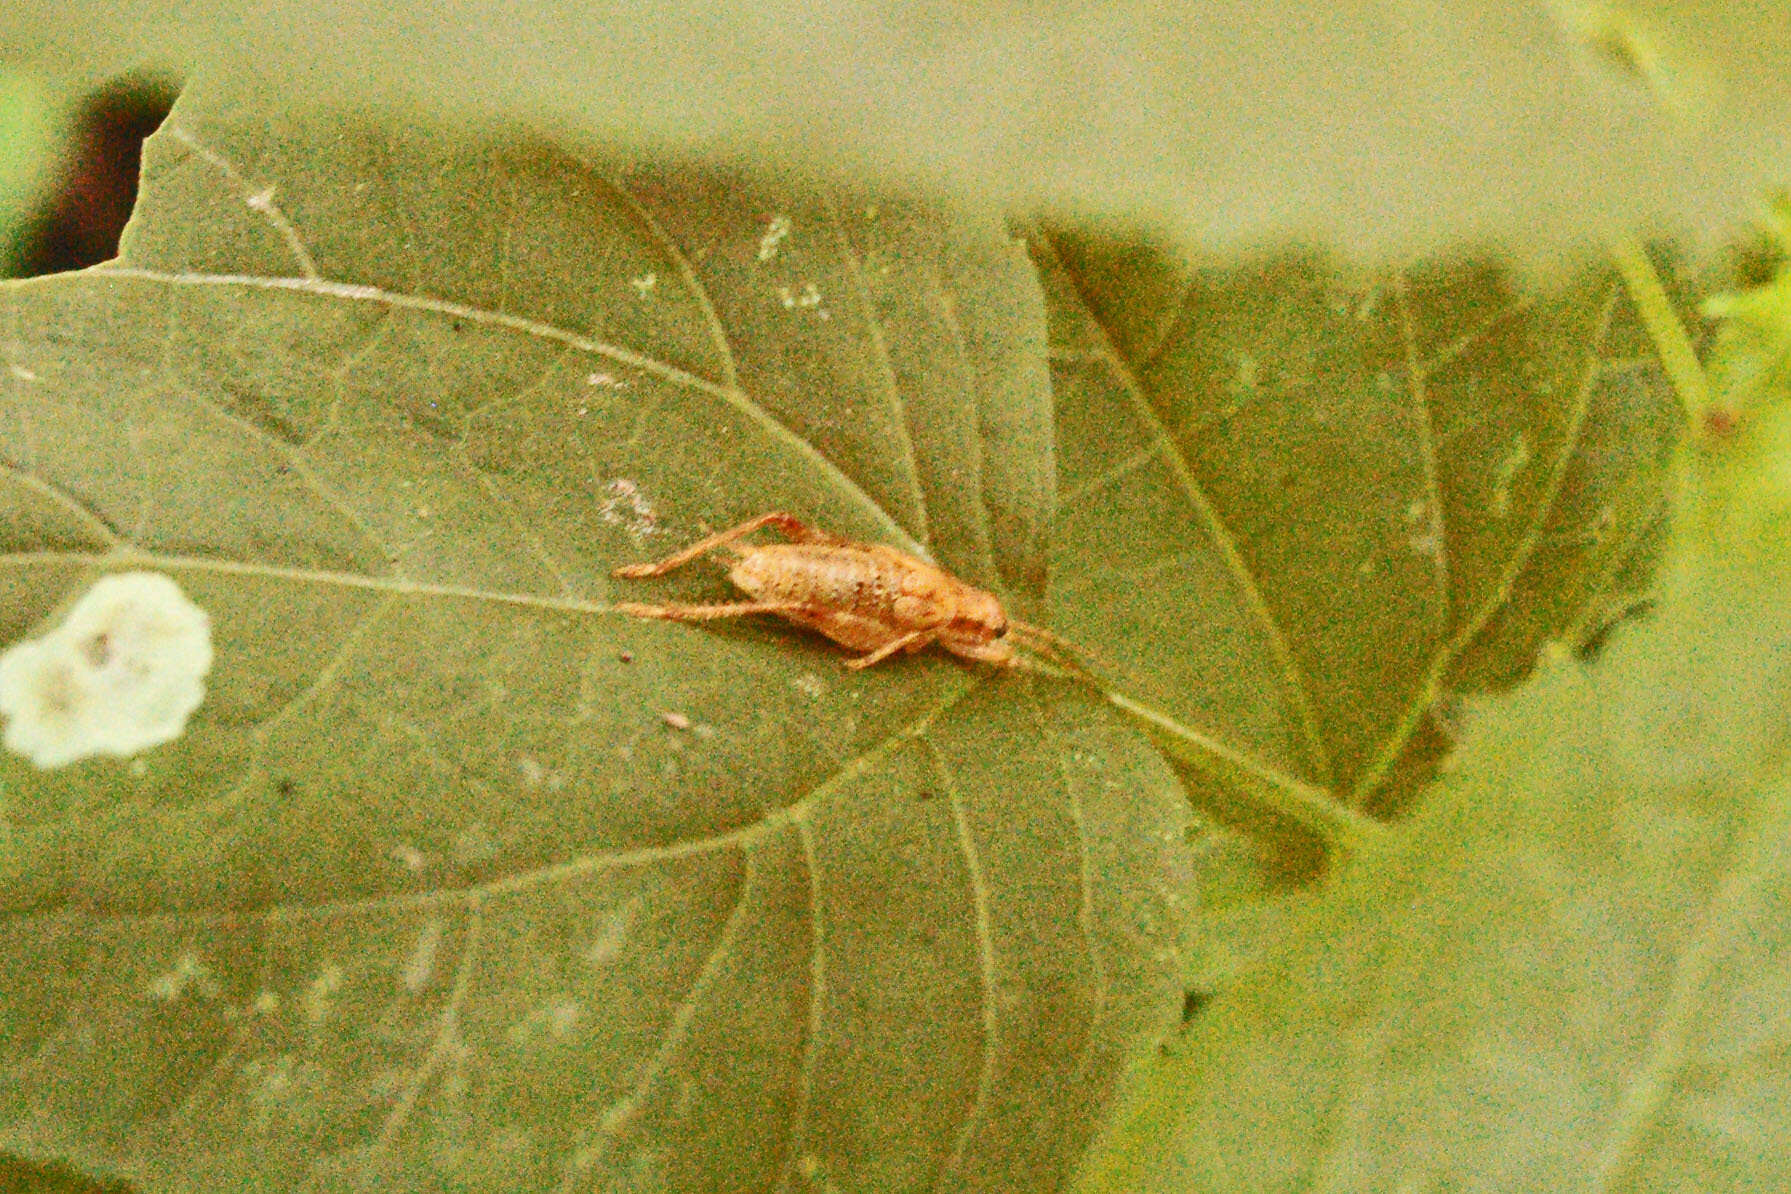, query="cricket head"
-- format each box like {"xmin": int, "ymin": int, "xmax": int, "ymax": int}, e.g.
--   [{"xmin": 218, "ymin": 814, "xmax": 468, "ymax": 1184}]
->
[{"xmin": 952, "ymin": 586, "xmax": 1009, "ymax": 642}]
